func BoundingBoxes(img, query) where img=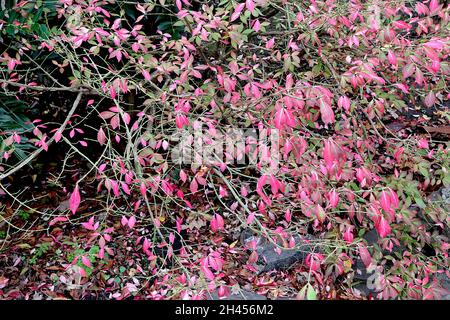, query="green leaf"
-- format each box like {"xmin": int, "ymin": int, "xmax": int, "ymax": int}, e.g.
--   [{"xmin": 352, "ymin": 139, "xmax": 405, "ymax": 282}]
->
[
  {"xmin": 414, "ymin": 196, "xmax": 426, "ymax": 208},
  {"xmin": 443, "ymin": 174, "xmax": 450, "ymax": 187},
  {"xmin": 306, "ymin": 284, "xmax": 317, "ymax": 300},
  {"xmin": 418, "ymin": 163, "xmax": 430, "ymax": 178}
]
